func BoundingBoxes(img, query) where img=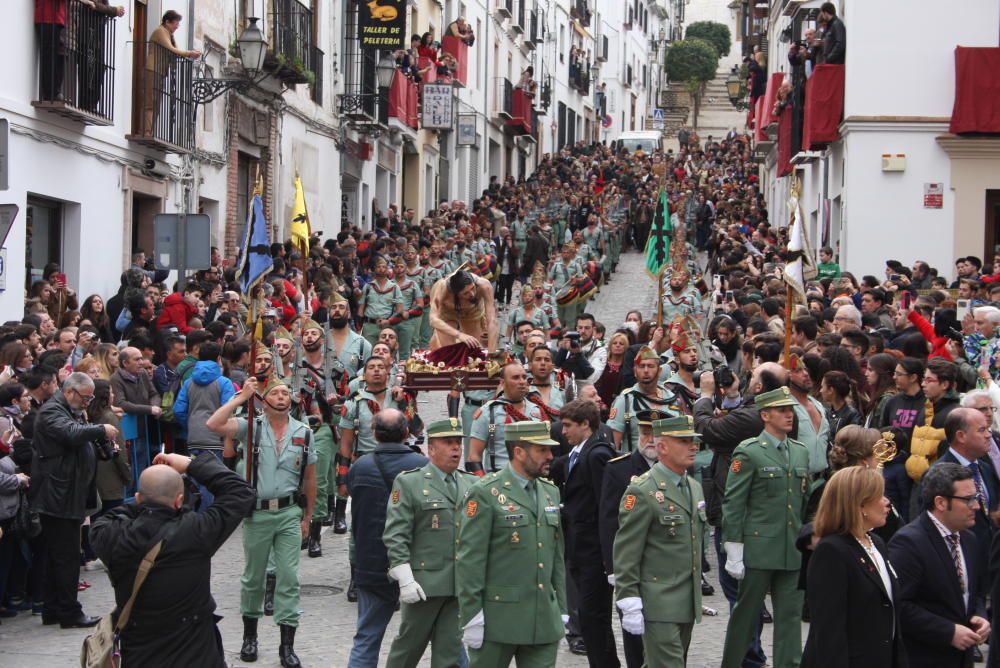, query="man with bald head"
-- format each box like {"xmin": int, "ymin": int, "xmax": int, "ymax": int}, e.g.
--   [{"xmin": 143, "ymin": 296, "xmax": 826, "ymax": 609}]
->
[{"xmin": 90, "ymin": 451, "xmax": 254, "ymax": 667}]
